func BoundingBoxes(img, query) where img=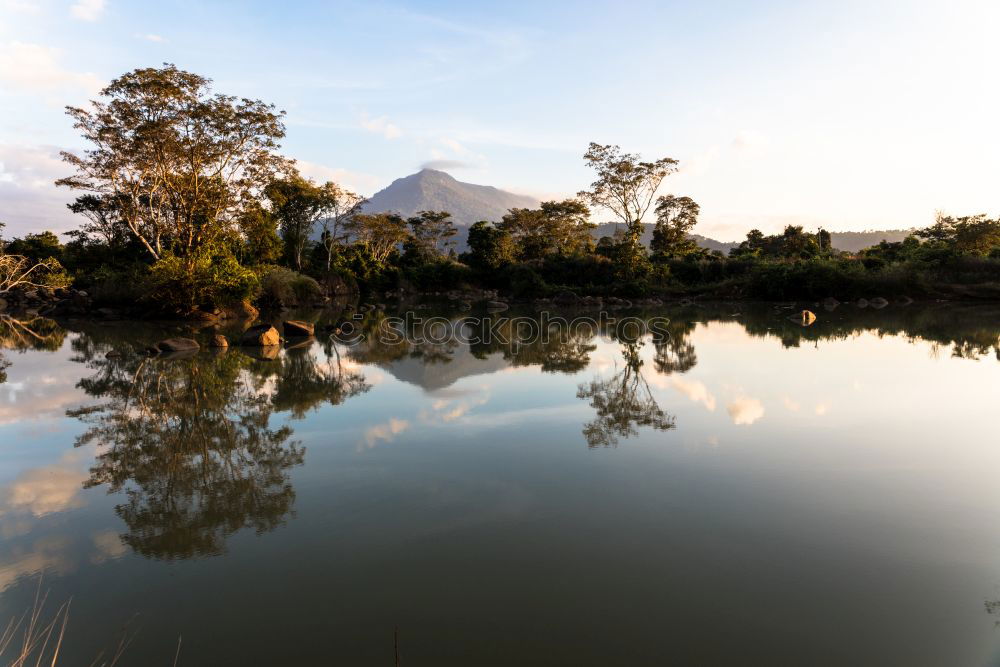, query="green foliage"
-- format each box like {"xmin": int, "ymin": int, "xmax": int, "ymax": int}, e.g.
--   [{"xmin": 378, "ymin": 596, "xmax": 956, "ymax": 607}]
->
[
  {"xmin": 147, "ymin": 250, "xmax": 259, "ymax": 313},
  {"xmin": 4, "ymin": 231, "xmax": 64, "ymax": 263},
  {"xmin": 730, "ymin": 225, "xmax": 827, "ymax": 260},
  {"xmin": 257, "ymin": 266, "xmax": 323, "ymax": 308},
  {"xmin": 650, "ymin": 195, "xmax": 700, "ymax": 257},
  {"xmin": 498, "ymin": 199, "xmax": 595, "ymax": 260},
  {"xmin": 509, "ymin": 265, "xmax": 548, "ymax": 298},
  {"xmin": 463, "ymin": 221, "xmax": 515, "ymax": 274}
]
